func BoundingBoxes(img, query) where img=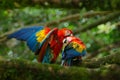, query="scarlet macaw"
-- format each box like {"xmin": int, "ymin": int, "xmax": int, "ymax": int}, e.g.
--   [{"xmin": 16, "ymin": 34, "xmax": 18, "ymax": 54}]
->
[
  {"xmin": 8, "ymin": 26, "xmax": 73, "ymax": 63},
  {"xmin": 61, "ymin": 36, "xmax": 87, "ymax": 66}
]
